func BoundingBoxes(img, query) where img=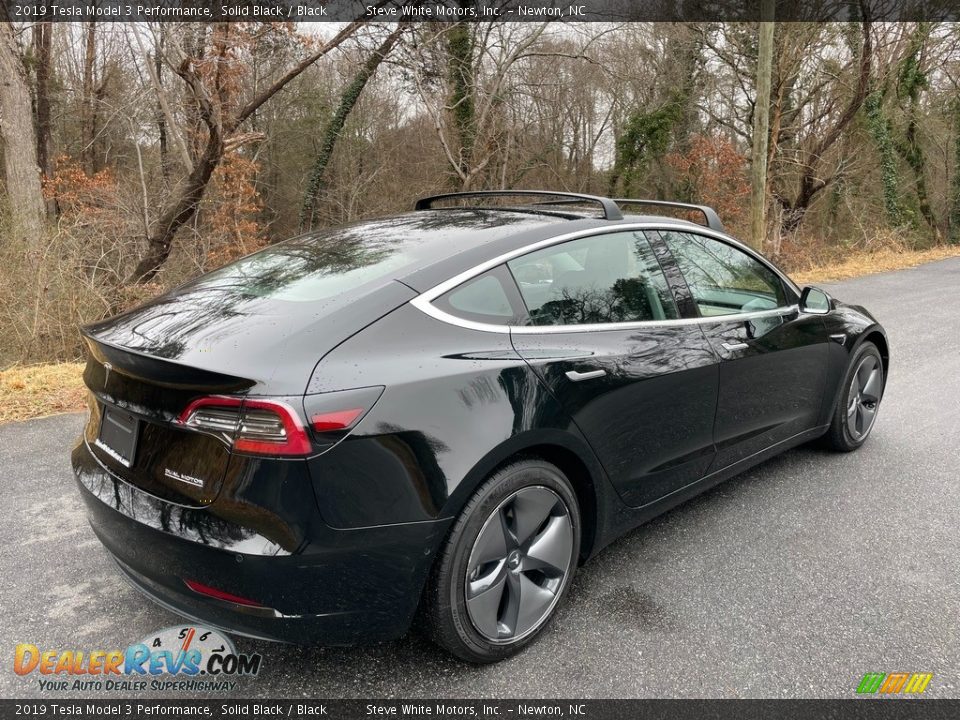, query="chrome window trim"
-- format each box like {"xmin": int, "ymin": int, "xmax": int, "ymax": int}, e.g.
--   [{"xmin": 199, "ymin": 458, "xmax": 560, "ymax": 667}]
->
[{"xmin": 409, "ymin": 222, "xmax": 802, "ymax": 335}]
